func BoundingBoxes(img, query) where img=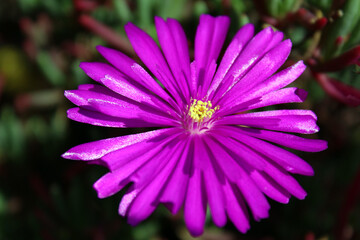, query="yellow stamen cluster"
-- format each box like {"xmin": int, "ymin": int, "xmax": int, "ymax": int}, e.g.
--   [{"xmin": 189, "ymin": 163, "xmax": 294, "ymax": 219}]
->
[{"xmin": 189, "ymin": 99, "xmax": 219, "ymax": 122}]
